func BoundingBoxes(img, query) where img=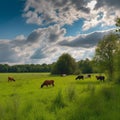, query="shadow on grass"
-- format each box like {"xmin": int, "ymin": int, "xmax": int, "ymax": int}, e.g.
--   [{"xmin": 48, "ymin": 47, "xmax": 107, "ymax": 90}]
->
[
  {"xmin": 73, "ymin": 80, "xmax": 103, "ymax": 85},
  {"xmin": 40, "ymin": 86, "xmax": 55, "ymax": 89}
]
